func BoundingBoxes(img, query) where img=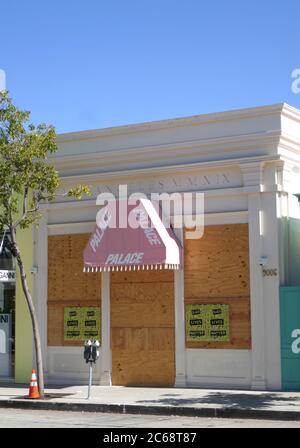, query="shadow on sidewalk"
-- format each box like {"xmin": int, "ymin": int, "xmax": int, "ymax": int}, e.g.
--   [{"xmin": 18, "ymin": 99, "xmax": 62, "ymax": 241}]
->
[{"xmin": 135, "ymin": 392, "xmax": 300, "ymax": 410}]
